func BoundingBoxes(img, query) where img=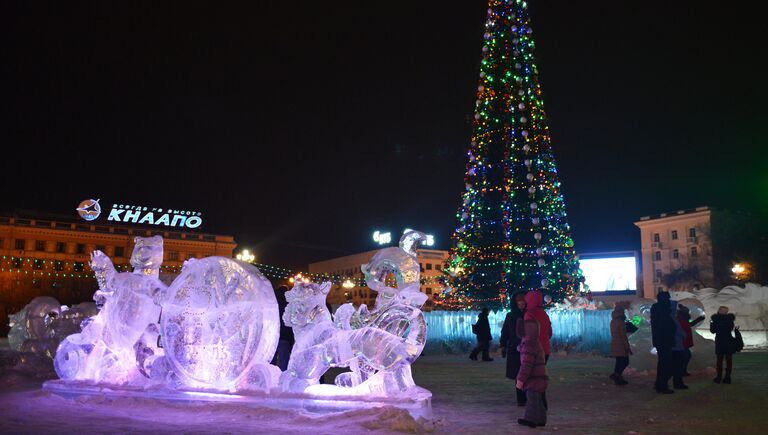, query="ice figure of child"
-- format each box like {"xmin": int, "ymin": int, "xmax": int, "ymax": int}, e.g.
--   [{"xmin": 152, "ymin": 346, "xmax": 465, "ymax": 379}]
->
[{"xmin": 54, "ymin": 236, "xmax": 166, "ymax": 383}]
